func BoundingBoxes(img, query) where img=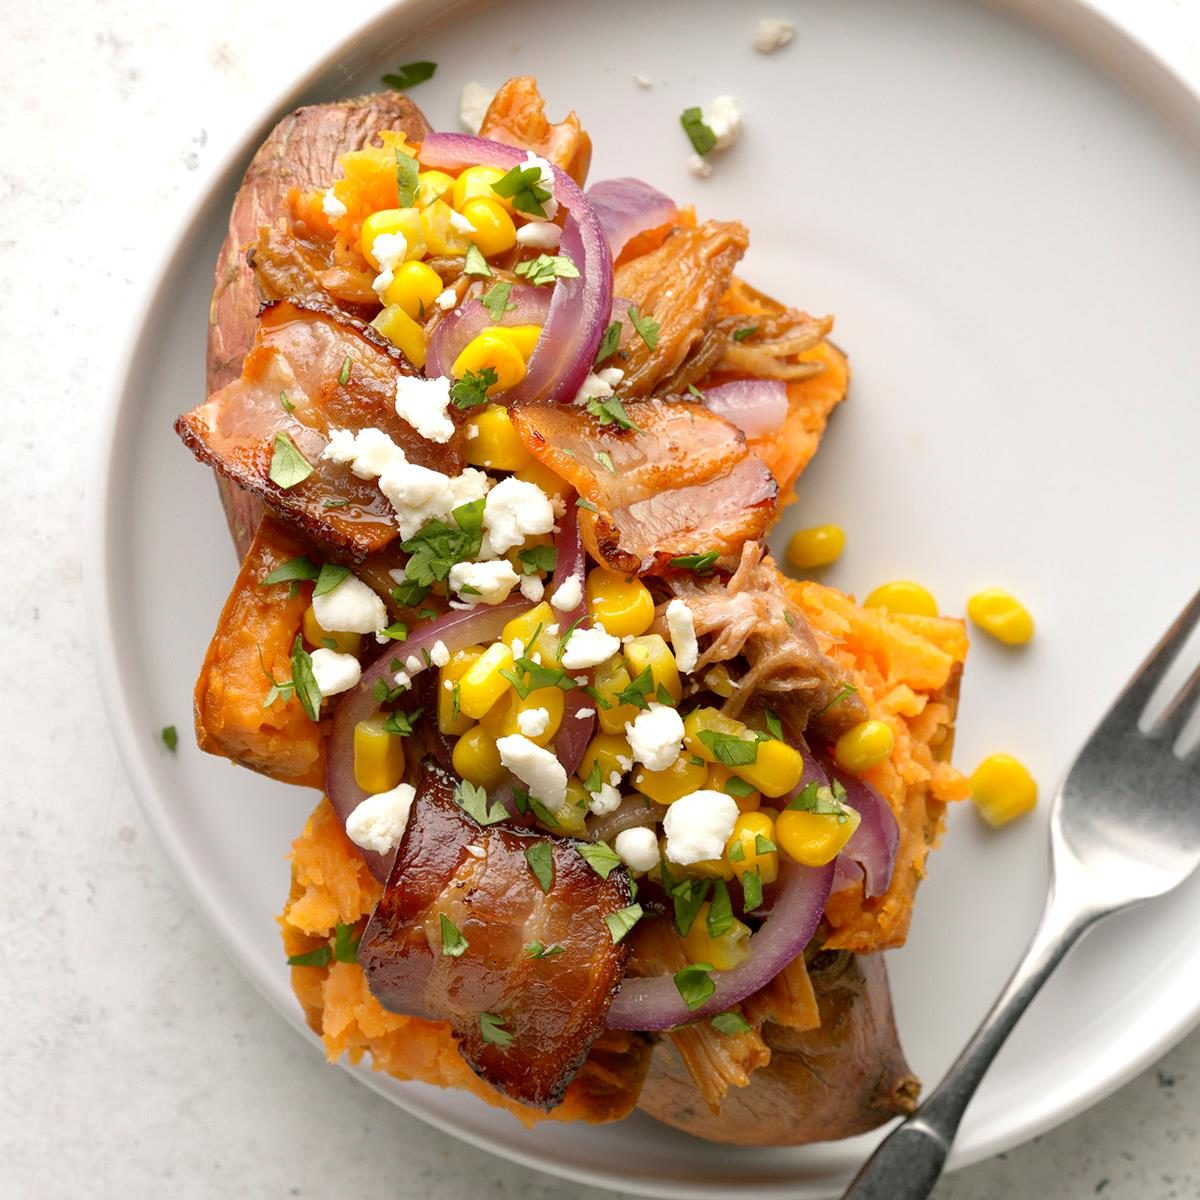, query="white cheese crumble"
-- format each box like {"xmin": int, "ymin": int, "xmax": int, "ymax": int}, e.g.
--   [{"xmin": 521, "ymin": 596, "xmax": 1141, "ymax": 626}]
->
[
  {"xmin": 311, "ymin": 573, "xmax": 387, "ymax": 635},
  {"xmin": 393, "ymin": 670, "xmax": 412, "ymax": 691},
  {"xmin": 321, "ymin": 188, "xmax": 348, "ymax": 219},
  {"xmin": 449, "ymin": 210, "xmax": 478, "ymax": 235},
  {"xmin": 522, "ymin": 151, "xmax": 558, "ymax": 219},
  {"xmin": 369, "ymin": 231, "xmax": 409, "ymax": 297},
  {"xmin": 688, "ymin": 153, "xmax": 713, "ymax": 179},
  {"xmin": 323, "ymin": 427, "xmax": 408, "ymax": 479},
  {"xmin": 404, "ymin": 654, "xmax": 424, "ymax": 675},
  {"xmin": 665, "ymin": 599, "xmax": 699, "ymax": 674},
  {"xmin": 560, "ymin": 624, "xmax": 621, "ymax": 670},
  {"xmin": 705, "ymin": 95, "xmax": 743, "ymax": 151},
  {"xmin": 435, "ymin": 287, "xmax": 458, "ymax": 311},
  {"xmin": 308, "ymin": 647, "xmax": 362, "ymax": 698},
  {"xmin": 465, "ymin": 843, "xmax": 487, "ymax": 859},
  {"xmin": 515, "ymin": 220, "xmax": 562, "ymax": 249},
  {"xmin": 379, "ymin": 462, "xmax": 490, "ymax": 541},
  {"xmin": 576, "ymin": 708, "xmax": 595, "ymax": 720},
  {"xmin": 517, "ymin": 707, "xmax": 551, "ymax": 738},
  {"xmin": 597, "ymin": 366, "xmax": 624, "ymax": 388},
  {"xmin": 496, "ymin": 734, "xmax": 567, "ymax": 808},
  {"xmin": 633, "ymin": 73, "xmax": 653, "ymax": 89},
  {"xmin": 550, "ymin": 574, "xmax": 582, "ymax": 613},
  {"xmin": 482, "ymin": 477, "xmax": 556, "ymax": 556},
  {"xmin": 429, "ymin": 640, "xmax": 450, "ymax": 668},
  {"xmin": 753, "ymin": 17, "xmax": 795, "ymax": 53},
  {"xmin": 573, "ymin": 371, "xmax": 615, "ymax": 404},
  {"xmin": 448, "ymin": 559, "xmax": 520, "ymax": 605},
  {"xmin": 345, "ymin": 783, "xmax": 416, "ymax": 855},
  {"xmin": 459, "ymin": 81, "xmax": 495, "ymax": 135},
  {"xmin": 625, "ymin": 703, "xmax": 685, "ymax": 772},
  {"xmin": 587, "ymin": 782, "xmax": 622, "ymax": 816},
  {"xmin": 615, "ymin": 826, "xmax": 660, "ymax": 873},
  {"xmin": 394, "ymin": 374, "xmax": 455, "ymax": 445},
  {"xmin": 519, "ymin": 574, "xmax": 545, "ymax": 603},
  {"xmin": 663, "ymin": 790, "xmax": 739, "ymax": 865}
]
